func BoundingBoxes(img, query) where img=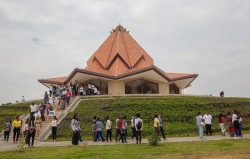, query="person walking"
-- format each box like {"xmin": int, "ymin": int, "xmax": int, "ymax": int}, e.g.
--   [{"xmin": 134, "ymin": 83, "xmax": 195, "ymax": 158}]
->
[
  {"xmin": 24, "ymin": 118, "xmax": 30, "ymax": 146},
  {"xmin": 232, "ymin": 110, "xmax": 242, "ymax": 139},
  {"xmin": 29, "ymin": 116, "xmax": 36, "ymax": 147},
  {"xmin": 77, "ymin": 117, "xmax": 83, "ymax": 143},
  {"xmin": 12, "ymin": 116, "xmax": 22, "ymax": 144},
  {"xmin": 66, "ymin": 89, "xmax": 71, "ymax": 105},
  {"xmin": 196, "ymin": 112, "xmax": 204, "ymax": 138},
  {"xmin": 44, "ymin": 91, "xmax": 49, "ymax": 103},
  {"xmin": 49, "ymin": 85, "xmax": 53, "ymax": 96},
  {"xmin": 30, "ymin": 102, "xmax": 37, "ymax": 117},
  {"xmin": 203, "ymin": 112, "xmax": 213, "ymax": 136},
  {"xmin": 122, "ymin": 116, "xmax": 128, "ymax": 143},
  {"xmin": 131, "ymin": 115, "xmax": 136, "ymax": 140},
  {"xmin": 51, "ymin": 116, "xmax": 58, "ymax": 142},
  {"xmin": 219, "ymin": 113, "xmax": 226, "ymax": 136},
  {"xmin": 158, "ymin": 113, "xmax": 166, "ymax": 140},
  {"xmin": 59, "ymin": 97, "xmax": 66, "ymax": 110},
  {"xmin": 116, "ymin": 116, "xmax": 123, "ymax": 143},
  {"xmin": 238, "ymin": 113, "xmax": 243, "ymax": 136},
  {"xmin": 94, "ymin": 117, "xmax": 105, "ymax": 142},
  {"xmin": 115, "ymin": 115, "xmax": 121, "ymax": 142},
  {"xmin": 79, "ymin": 86, "xmax": 84, "ymax": 96},
  {"xmin": 227, "ymin": 112, "xmax": 234, "ymax": 137},
  {"xmin": 35, "ymin": 117, "xmax": 42, "ymax": 138},
  {"xmin": 54, "ymin": 96, "xmax": 60, "ymax": 111},
  {"xmin": 135, "ymin": 114, "xmax": 143, "ymax": 144},
  {"xmin": 4, "ymin": 118, "xmax": 11, "ymax": 143},
  {"xmin": 154, "ymin": 114, "xmax": 160, "ymax": 134},
  {"xmin": 40, "ymin": 103, "xmax": 46, "ymax": 121},
  {"xmin": 106, "ymin": 116, "xmax": 112, "ymax": 142},
  {"xmin": 71, "ymin": 114, "xmax": 79, "ymax": 145},
  {"xmin": 48, "ymin": 94, "xmax": 53, "ymax": 106}
]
